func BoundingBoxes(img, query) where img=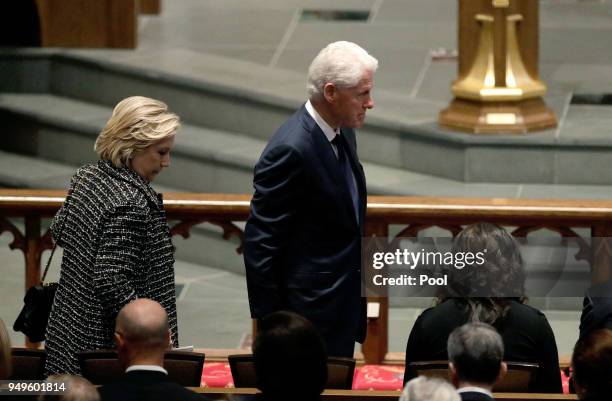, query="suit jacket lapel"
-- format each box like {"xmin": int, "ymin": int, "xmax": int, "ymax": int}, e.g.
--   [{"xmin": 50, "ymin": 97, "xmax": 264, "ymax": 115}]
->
[
  {"xmin": 300, "ymin": 107, "xmax": 358, "ymax": 230},
  {"xmin": 340, "ymin": 128, "xmax": 366, "ymax": 226}
]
